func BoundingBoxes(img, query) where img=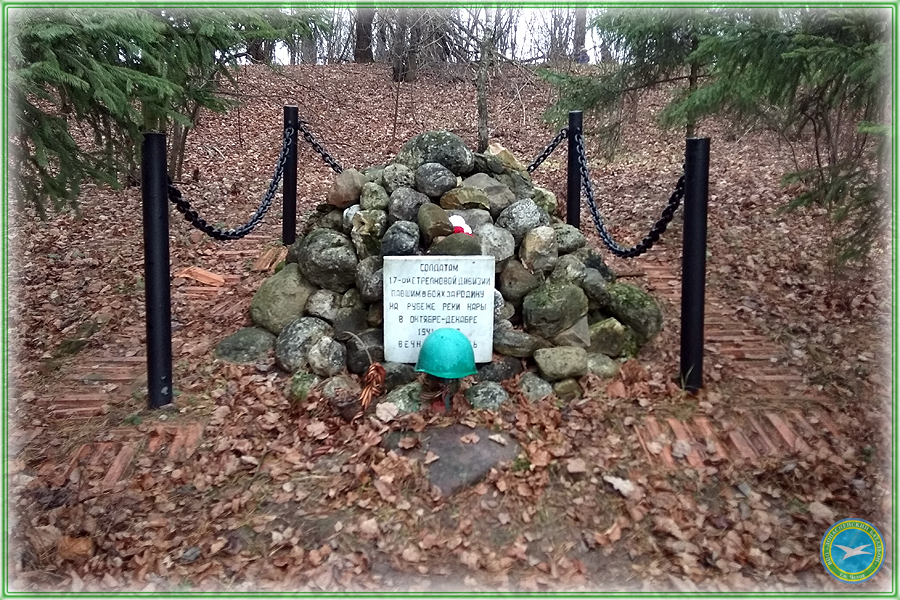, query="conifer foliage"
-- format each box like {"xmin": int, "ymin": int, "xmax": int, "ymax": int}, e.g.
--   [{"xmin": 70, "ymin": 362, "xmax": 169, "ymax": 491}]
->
[
  {"xmin": 542, "ymin": 8, "xmax": 890, "ymax": 268},
  {"xmin": 9, "ymin": 8, "xmax": 324, "ymax": 217}
]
